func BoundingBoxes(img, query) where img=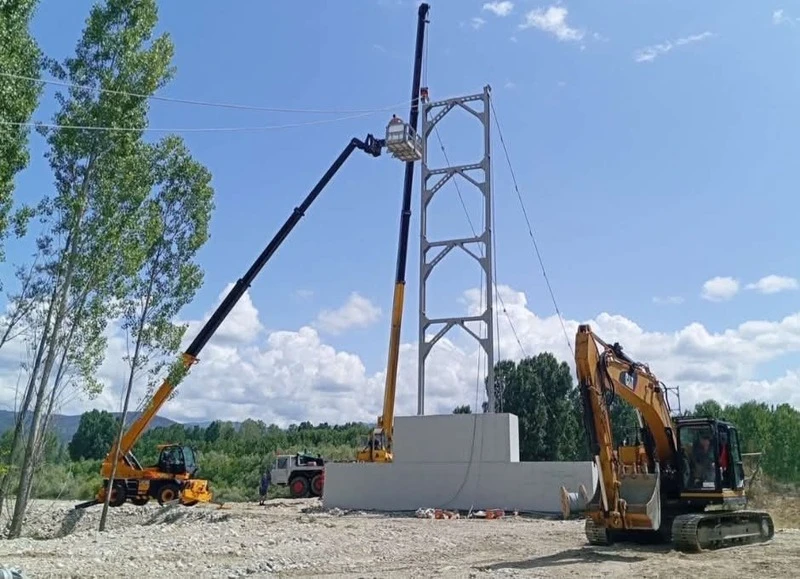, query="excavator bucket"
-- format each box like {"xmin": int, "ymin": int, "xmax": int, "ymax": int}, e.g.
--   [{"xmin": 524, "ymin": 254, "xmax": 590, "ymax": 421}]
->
[
  {"xmin": 585, "ymin": 464, "xmax": 662, "ymax": 533},
  {"xmin": 618, "ymin": 470, "xmax": 661, "ymax": 531}
]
